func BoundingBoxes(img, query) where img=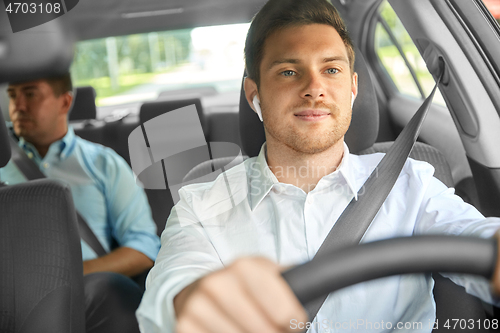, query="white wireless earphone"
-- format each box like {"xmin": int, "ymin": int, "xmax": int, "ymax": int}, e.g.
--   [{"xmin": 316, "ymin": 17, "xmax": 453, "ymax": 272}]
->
[
  {"xmin": 351, "ymin": 92, "xmax": 356, "ymax": 109},
  {"xmin": 252, "ymin": 95, "xmax": 263, "ymax": 122}
]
